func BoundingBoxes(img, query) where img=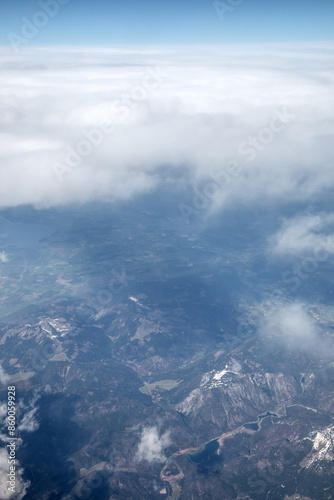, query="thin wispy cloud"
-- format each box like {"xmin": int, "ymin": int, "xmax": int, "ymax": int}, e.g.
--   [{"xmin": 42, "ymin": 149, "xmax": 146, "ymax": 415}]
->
[
  {"xmin": 17, "ymin": 394, "xmax": 40, "ymax": 433},
  {"xmin": 0, "ymin": 365, "xmax": 9, "ymax": 385}
]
